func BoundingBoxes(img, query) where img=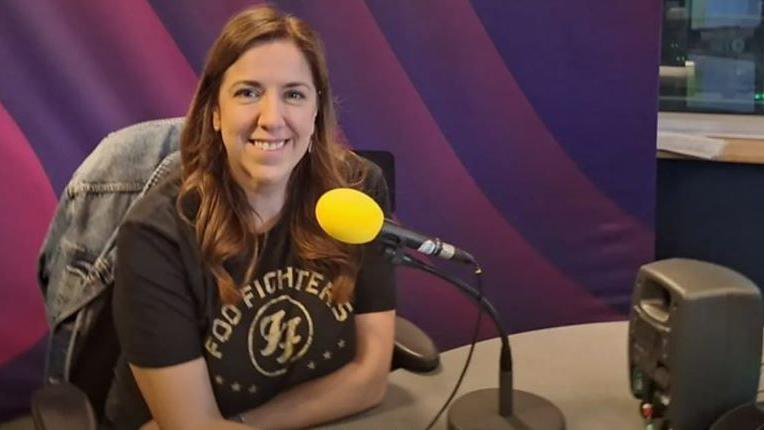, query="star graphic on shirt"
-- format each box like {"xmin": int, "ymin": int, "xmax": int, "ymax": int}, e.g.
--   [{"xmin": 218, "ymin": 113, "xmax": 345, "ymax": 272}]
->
[
  {"xmin": 323, "ymin": 350, "xmax": 332, "ymax": 360},
  {"xmin": 337, "ymin": 339, "xmax": 346, "ymax": 349},
  {"xmin": 231, "ymin": 382, "xmax": 241, "ymax": 392},
  {"xmin": 307, "ymin": 361, "xmax": 316, "ymax": 370},
  {"xmin": 248, "ymin": 385, "xmax": 257, "ymax": 394},
  {"xmin": 214, "ymin": 375, "xmax": 224, "ymax": 385}
]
